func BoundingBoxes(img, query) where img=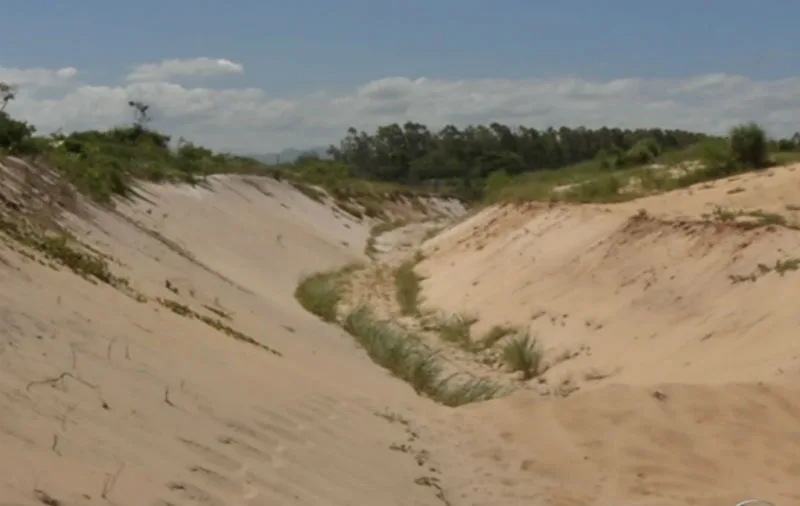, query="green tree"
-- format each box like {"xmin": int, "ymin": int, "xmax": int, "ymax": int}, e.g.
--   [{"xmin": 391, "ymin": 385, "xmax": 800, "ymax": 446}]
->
[{"xmin": 729, "ymin": 122, "xmax": 768, "ymax": 169}]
